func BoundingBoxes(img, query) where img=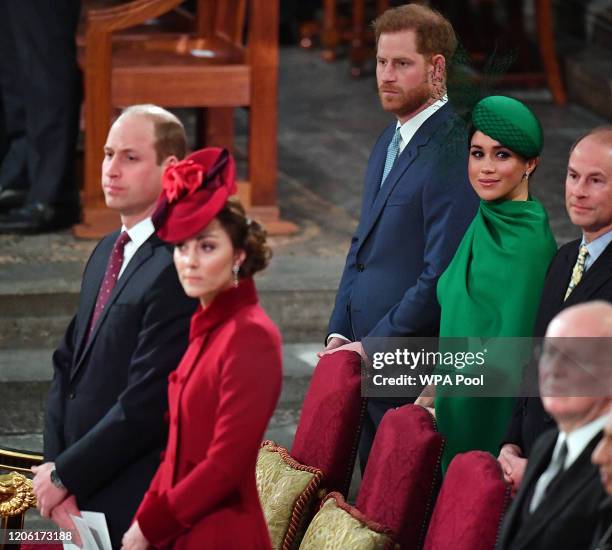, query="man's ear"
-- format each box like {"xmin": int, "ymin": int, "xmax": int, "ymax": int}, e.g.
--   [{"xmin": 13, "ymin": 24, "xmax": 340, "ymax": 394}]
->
[
  {"xmin": 429, "ymin": 54, "xmax": 446, "ymax": 97},
  {"xmin": 162, "ymin": 155, "xmax": 178, "ymax": 169}
]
